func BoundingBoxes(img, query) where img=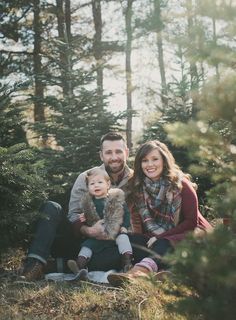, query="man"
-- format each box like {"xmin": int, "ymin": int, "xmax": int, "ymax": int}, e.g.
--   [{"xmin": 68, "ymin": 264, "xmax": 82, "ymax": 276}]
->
[{"xmin": 20, "ymin": 132, "xmax": 133, "ymax": 280}]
